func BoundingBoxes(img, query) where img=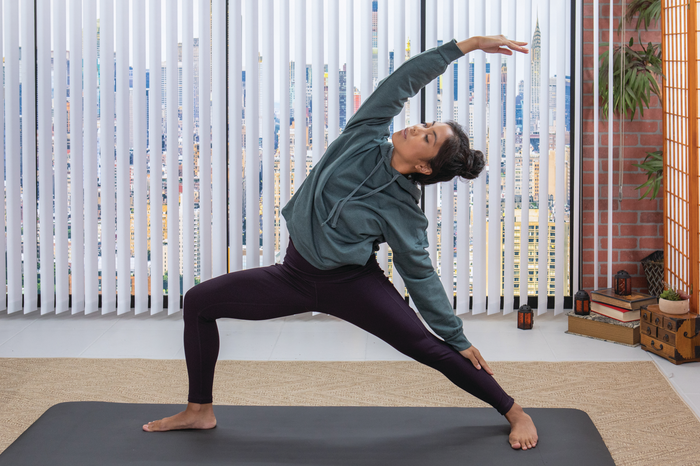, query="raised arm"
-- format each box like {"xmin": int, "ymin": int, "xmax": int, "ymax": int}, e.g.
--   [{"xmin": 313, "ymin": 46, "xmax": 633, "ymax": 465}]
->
[{"xmin": 343, "ymin": 36, "xmax": 528, "ymax": 137}]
